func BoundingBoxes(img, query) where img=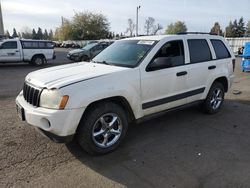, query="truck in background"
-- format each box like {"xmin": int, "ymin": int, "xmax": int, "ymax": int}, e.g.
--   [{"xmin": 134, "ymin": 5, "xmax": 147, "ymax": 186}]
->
[{"xmin": 0, "ymin": 39, "xmax": 55, "ymax": 66}]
